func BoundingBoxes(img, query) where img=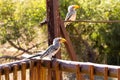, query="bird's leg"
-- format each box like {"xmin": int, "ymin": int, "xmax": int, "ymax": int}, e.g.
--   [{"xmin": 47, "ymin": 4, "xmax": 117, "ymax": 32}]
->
[
  {"xmin": 51, "ymin": 56, "xmax": 54, "ymax": 61},
  {"xmin": 51, "ymin": 56, "xmax": 57, "ymax": 61}
]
